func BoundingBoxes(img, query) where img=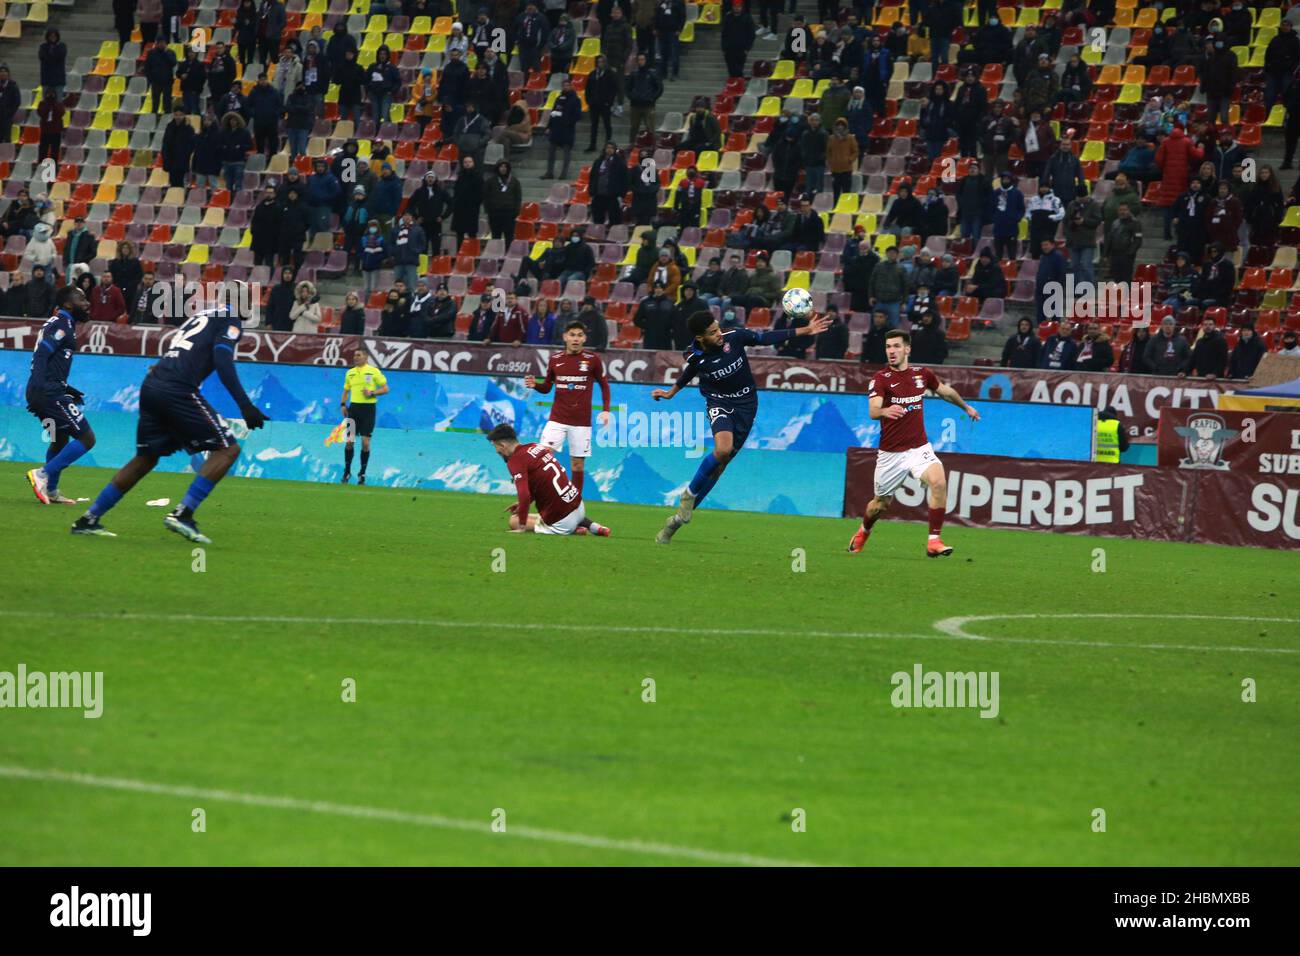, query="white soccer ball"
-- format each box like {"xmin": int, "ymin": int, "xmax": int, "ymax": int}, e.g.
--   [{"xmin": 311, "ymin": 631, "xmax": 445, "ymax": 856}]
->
[{"xmin": 782, "ymin": 287, "xmax": 813, "ymax": 319}]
